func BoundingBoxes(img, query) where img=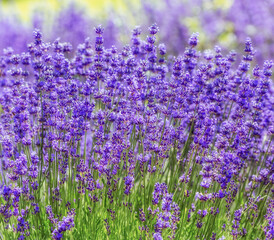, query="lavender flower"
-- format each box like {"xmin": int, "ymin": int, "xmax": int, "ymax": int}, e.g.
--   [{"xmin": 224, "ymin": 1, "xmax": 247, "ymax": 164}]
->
[{"xmin": 0, "ymin": 23, "xmax": 272, "ymax": 240}]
